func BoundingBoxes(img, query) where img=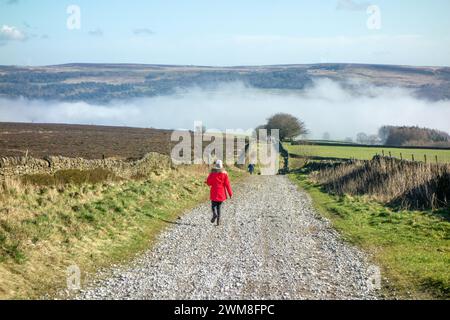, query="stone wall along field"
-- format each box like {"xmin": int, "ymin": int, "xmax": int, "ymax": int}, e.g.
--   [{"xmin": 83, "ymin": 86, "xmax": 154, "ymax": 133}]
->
[{"xmin": 0, "ymin": 152, "xmax": 173, "ymax": 181}]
